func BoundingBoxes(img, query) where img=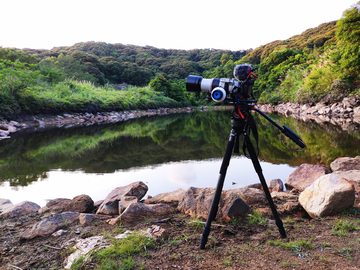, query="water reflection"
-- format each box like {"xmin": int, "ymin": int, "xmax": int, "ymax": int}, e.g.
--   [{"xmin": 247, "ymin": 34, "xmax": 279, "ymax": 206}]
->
[{"xmin": 0, "ymin": 109, "xmax": 359, "ymax": 206}]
